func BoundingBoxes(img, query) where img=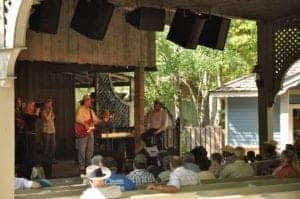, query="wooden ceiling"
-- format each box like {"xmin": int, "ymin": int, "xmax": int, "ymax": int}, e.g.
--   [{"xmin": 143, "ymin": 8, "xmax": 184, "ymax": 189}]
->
[{"xmin": 109, "ymin": 0, "xmax": 300, "ymax": 20}]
